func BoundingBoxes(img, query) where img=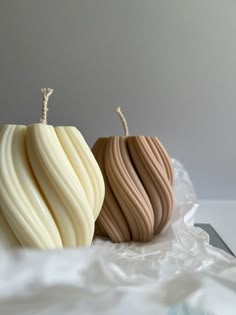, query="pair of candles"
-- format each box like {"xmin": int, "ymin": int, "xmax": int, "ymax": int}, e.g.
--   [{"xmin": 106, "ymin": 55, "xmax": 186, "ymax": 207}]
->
[{"xmin": 0, "ymin": 89, "xmax": 173, "ymax": 249}]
